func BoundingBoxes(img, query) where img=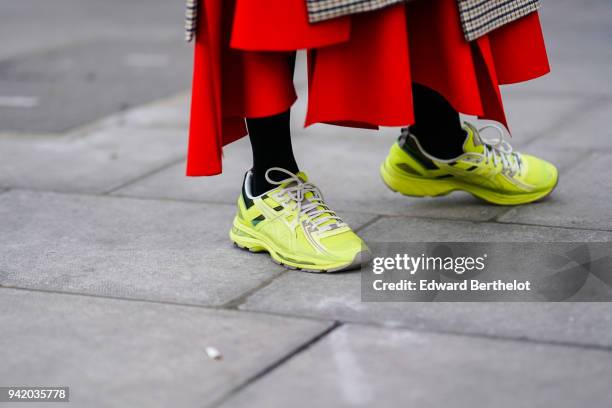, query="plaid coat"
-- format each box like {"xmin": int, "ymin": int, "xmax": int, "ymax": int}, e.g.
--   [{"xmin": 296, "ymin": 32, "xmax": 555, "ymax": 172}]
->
[{"xmin": 185, "ymin": 0, "xmax": 541, "ymax": 42}]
